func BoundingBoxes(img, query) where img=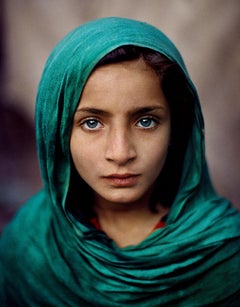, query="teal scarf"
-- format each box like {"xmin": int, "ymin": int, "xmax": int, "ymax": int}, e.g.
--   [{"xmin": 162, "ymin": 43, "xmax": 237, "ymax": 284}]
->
[{"xmin": 1, "ymin": 17, "xmax": 240, "ymax": 306}]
